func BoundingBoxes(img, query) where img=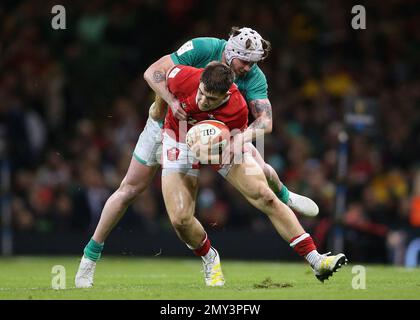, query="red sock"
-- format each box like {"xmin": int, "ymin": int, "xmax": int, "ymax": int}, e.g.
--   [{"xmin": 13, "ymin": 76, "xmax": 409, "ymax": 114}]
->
[
  {"xmin": 289, "ymin": 233, "xmax": 317, "ymax": 257},
  {"xmin": 193, "ymin": 234, "xmax": 211, "ymax": 256}
]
